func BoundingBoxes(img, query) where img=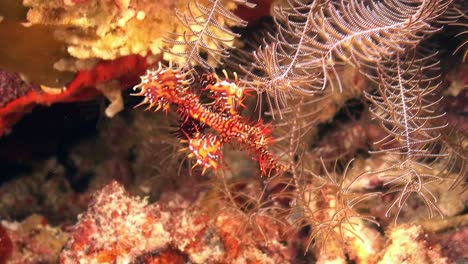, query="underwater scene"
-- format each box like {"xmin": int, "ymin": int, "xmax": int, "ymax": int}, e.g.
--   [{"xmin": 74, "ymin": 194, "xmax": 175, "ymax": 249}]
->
[{"xmin": 0, "ymin": 0, "xmax": 467, "ymax": 263}]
